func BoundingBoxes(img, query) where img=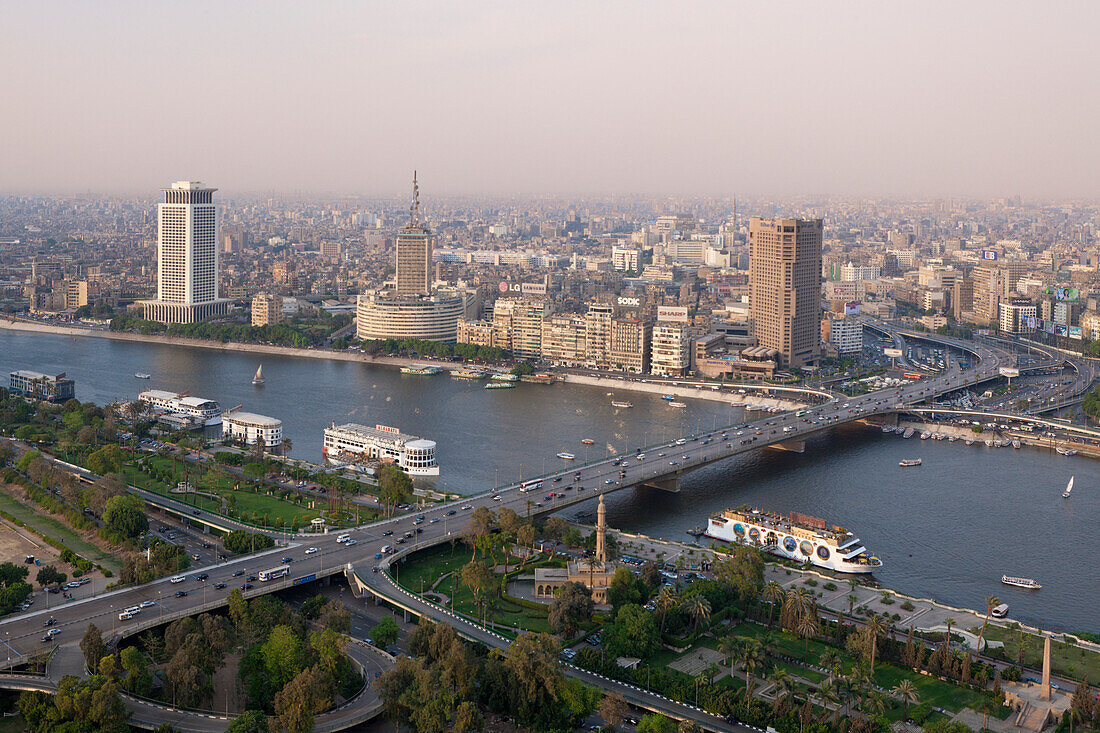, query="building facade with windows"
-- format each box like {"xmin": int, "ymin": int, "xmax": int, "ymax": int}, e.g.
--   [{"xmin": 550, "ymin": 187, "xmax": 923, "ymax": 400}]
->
[
  {"xmin": 9, "ymin": 371, "xmax": 75, "ymax": 403},
  {"xmin": 650, "ymin": 324, "xmax": 690, "ymax": 376},
  {"xmin": 222, "ymin": 411, "xmax": 283, "ymax": 447},
  {"xmin": 142, "ymin": 181, "xmax": 229, "ymax": 324}
]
